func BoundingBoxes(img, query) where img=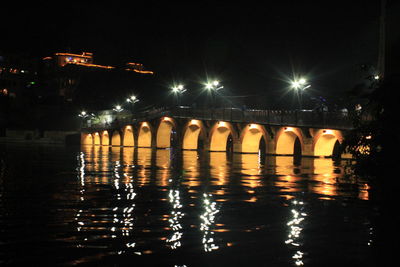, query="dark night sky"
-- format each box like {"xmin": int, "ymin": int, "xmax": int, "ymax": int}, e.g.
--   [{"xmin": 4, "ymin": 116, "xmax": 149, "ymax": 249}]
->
[{"xmin": 2, "ymin": 1, "xmax": 399, "ymax": 108}]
